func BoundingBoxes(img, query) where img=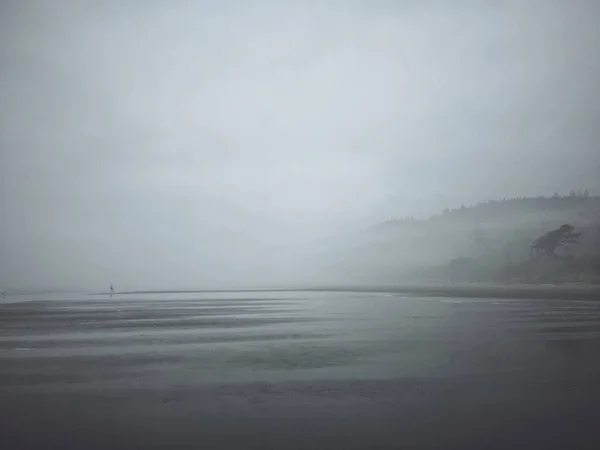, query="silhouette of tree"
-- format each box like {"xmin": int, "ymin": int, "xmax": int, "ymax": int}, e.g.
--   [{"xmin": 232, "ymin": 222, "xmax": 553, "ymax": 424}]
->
[{"xmin": 530, "ymin": 224, "xmax": 581, "ymax": 260}]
